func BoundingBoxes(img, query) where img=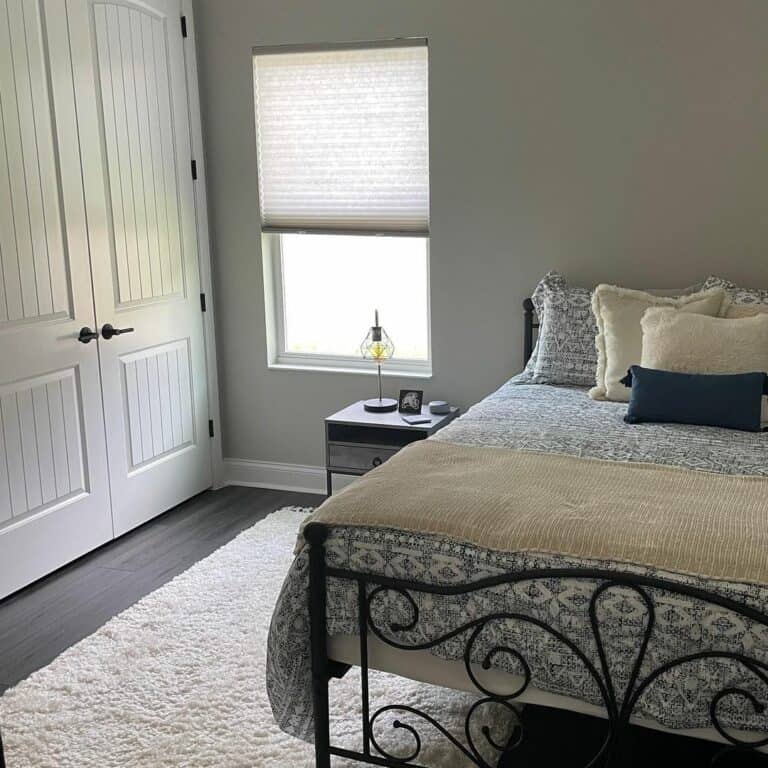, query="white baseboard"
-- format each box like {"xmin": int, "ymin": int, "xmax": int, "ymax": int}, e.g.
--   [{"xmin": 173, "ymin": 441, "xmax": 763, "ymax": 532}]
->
[
  {"xmin": 223, "ymin": 458, "xmax": 356, "ymax": 495},
  {"xmin": 223, "ymin": 458, "xmax": 324, "ymax": 494}
]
